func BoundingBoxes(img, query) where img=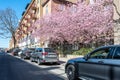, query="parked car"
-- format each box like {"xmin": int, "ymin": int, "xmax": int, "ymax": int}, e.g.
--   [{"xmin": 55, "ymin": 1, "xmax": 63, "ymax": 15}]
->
[
  {"xmin": 65, "ymin": 45, "xmax": 120, "ymax": 80},
  {"xmin": 30, "ymin": 48, "xmax": 59, "ymax": 65},
  {"xmin": 18, "ymin": 50, "xmax": 23, "ymax": 57},
  {"xmin": 20, "ymin": 48, "xmax": 35, "ymax": 59},
  {"xmin": 12, "ymin": 48, "xmax": 21, "ymax": 56}
]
